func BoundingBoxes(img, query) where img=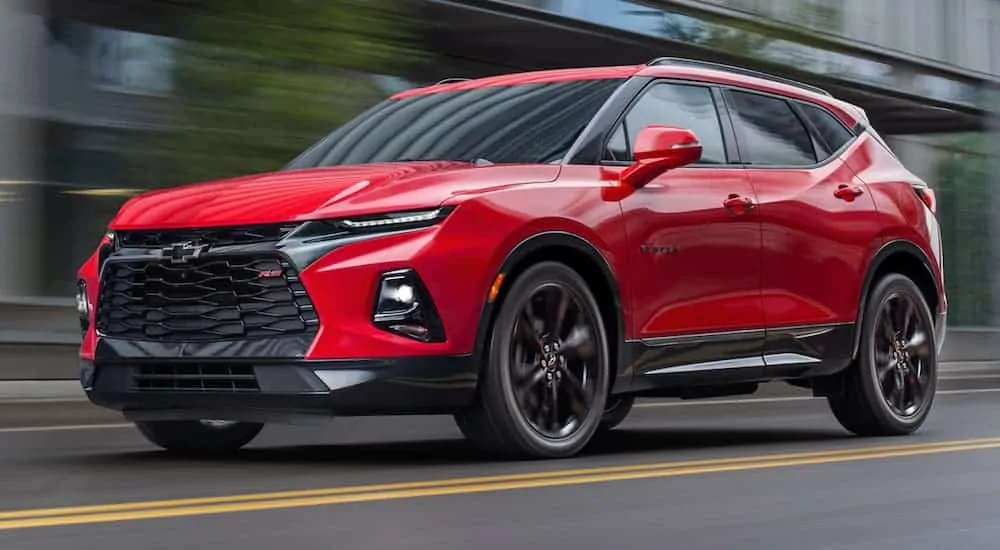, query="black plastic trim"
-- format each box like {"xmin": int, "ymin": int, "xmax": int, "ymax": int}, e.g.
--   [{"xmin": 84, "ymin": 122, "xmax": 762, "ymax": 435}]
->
[
  {"xmin": 712, "ymin": 86, "xmax": 742, "ymax": 164},
  {"xmin": 762, "ymin": 322, "xmax": 855, "ymax": 378},
  {"xmin": 622, "ymin": 329, "xmax": 766, "ymax": 391},
  {"xmin": 852, "ymin": 239, "xmax": 941, "ymax": 360},
  {"xmin": 473, "ymin": 231, "xmax": 628, "ymax": 393},
  {"xmin": 564, "ymin": 75, "xmax": 653, "ymax": 165},
  {"xmin": 84, "ymin": 354, "xmax": 478, "ymax": 420},
  {"xmin": 619, "ymin": 322, "xmax": 854, "ymax": 394},
  {"xmin": 95, "ymin": 335, "xmax": 317, "ymax": 360}
]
